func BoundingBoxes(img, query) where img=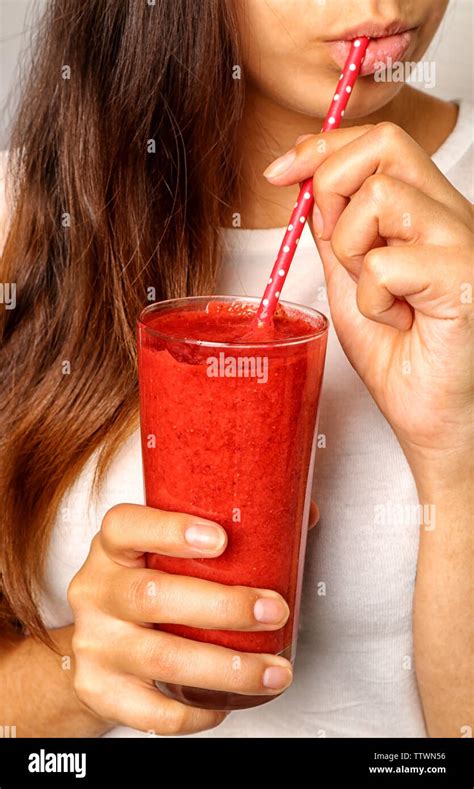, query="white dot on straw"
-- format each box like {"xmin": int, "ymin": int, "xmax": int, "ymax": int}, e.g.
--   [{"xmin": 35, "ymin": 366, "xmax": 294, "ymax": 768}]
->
[
  {"xmin": 268, "ymin": 277, "xmax": 273, "ymax": 284},
  {"xmin": 275, "ymin": 291, "xmax": 280, "ymax": 298},
  {"xmin": 278, "ymin": 269, "xmax": 285, "ymax": 276},
  {"xmin": 341, "ymin": 110, "xmax": 345, "ymax": 116},
  {"xmin": 294, "ymin": 202, "xmax": 298, "ymax": 208},
  {"xmin": 299, "ymin": 216, "xmax": 305, "ymax": 223},
  {"xmin": 354, "ymin": 39, "xmax": 361, "ymax": 47},
  {"xmin": 263, "ymin": 298, "xmax": 269, "ymax": 306},
  {"xmin": 283, "ymin": 245, "xmax": 290, "ymax": 253},
  {"xmin": 295, "ymin": 238, "xmax": 299, "ymax": 245},
  {"xmin": 349, "ymin": 63, "xmax": 356, "ymax": 71},
  {"xmin": 288, "ymin": 223, "xmax": 294, "ymax": 230},
  {"xmin": 346, "ymin": 85, "xmax": 352, "ymax": 93},
  {"xmin": 304, "ymin": 192, "xmax": 311, "ymax": 199},
  {"xmin": 334, "ymin": 93, "xmax": 340, "ymax": 101},
  {"xmin": 328, "ymin": 117, "xmax": 336, "ymax": 125},
  {"xmin": 339, "ymin": 74, "xmax": 343, "ymax": 80}
]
